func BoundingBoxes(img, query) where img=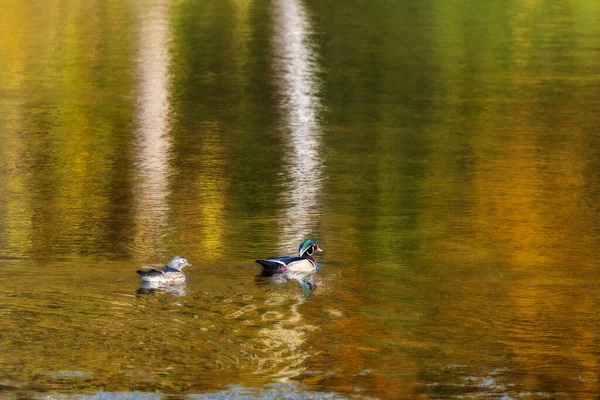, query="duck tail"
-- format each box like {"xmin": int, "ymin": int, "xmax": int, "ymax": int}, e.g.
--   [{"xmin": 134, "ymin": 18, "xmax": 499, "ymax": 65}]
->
[{"xmin": 256, "ymin": 259, "xmax": 285, "ymax": 273}]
